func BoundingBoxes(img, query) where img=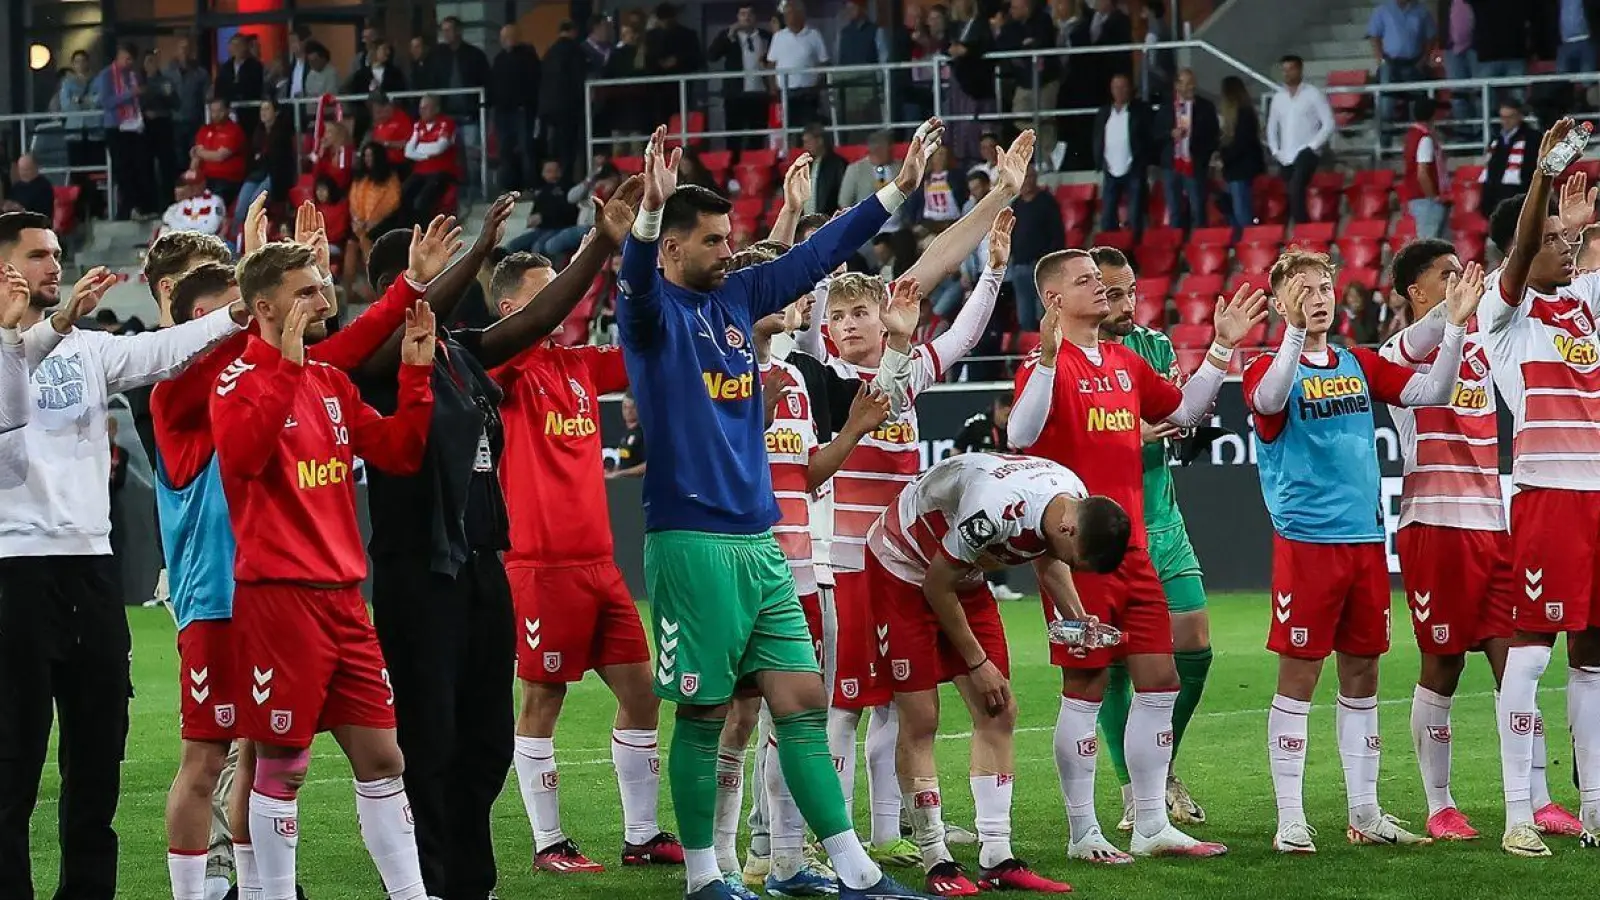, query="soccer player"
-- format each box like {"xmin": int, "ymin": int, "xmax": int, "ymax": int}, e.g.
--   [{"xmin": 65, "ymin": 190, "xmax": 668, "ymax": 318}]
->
[
  {"xmin": 1477, "ymin": 117, "xmax": 1600, "ymax": 855},
  {"xmin": 1009, "ymin": 250, "xmax": 1264, "ymax": 862},
  {"xmin": 1087, "ymin": 247, "xmax": 1213, "ymax": 829},
  {"xmin": 873, "ymin": 452, "xmax": 1134, "ymax": 896},
  {"xmin": 210, "ymin": 242, "xmax": 435, "ymax": 900},
  {"xmin": 1244, "ymin": 249, "xmax": 1476, "ymax": 853},
  {"xmin": 618, "ymin": 121, "xmax": 936, "ymax": 900},
  {"xmin": 1383, "ymin": 239, "xmax": 1582, "ymax": 845}
]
